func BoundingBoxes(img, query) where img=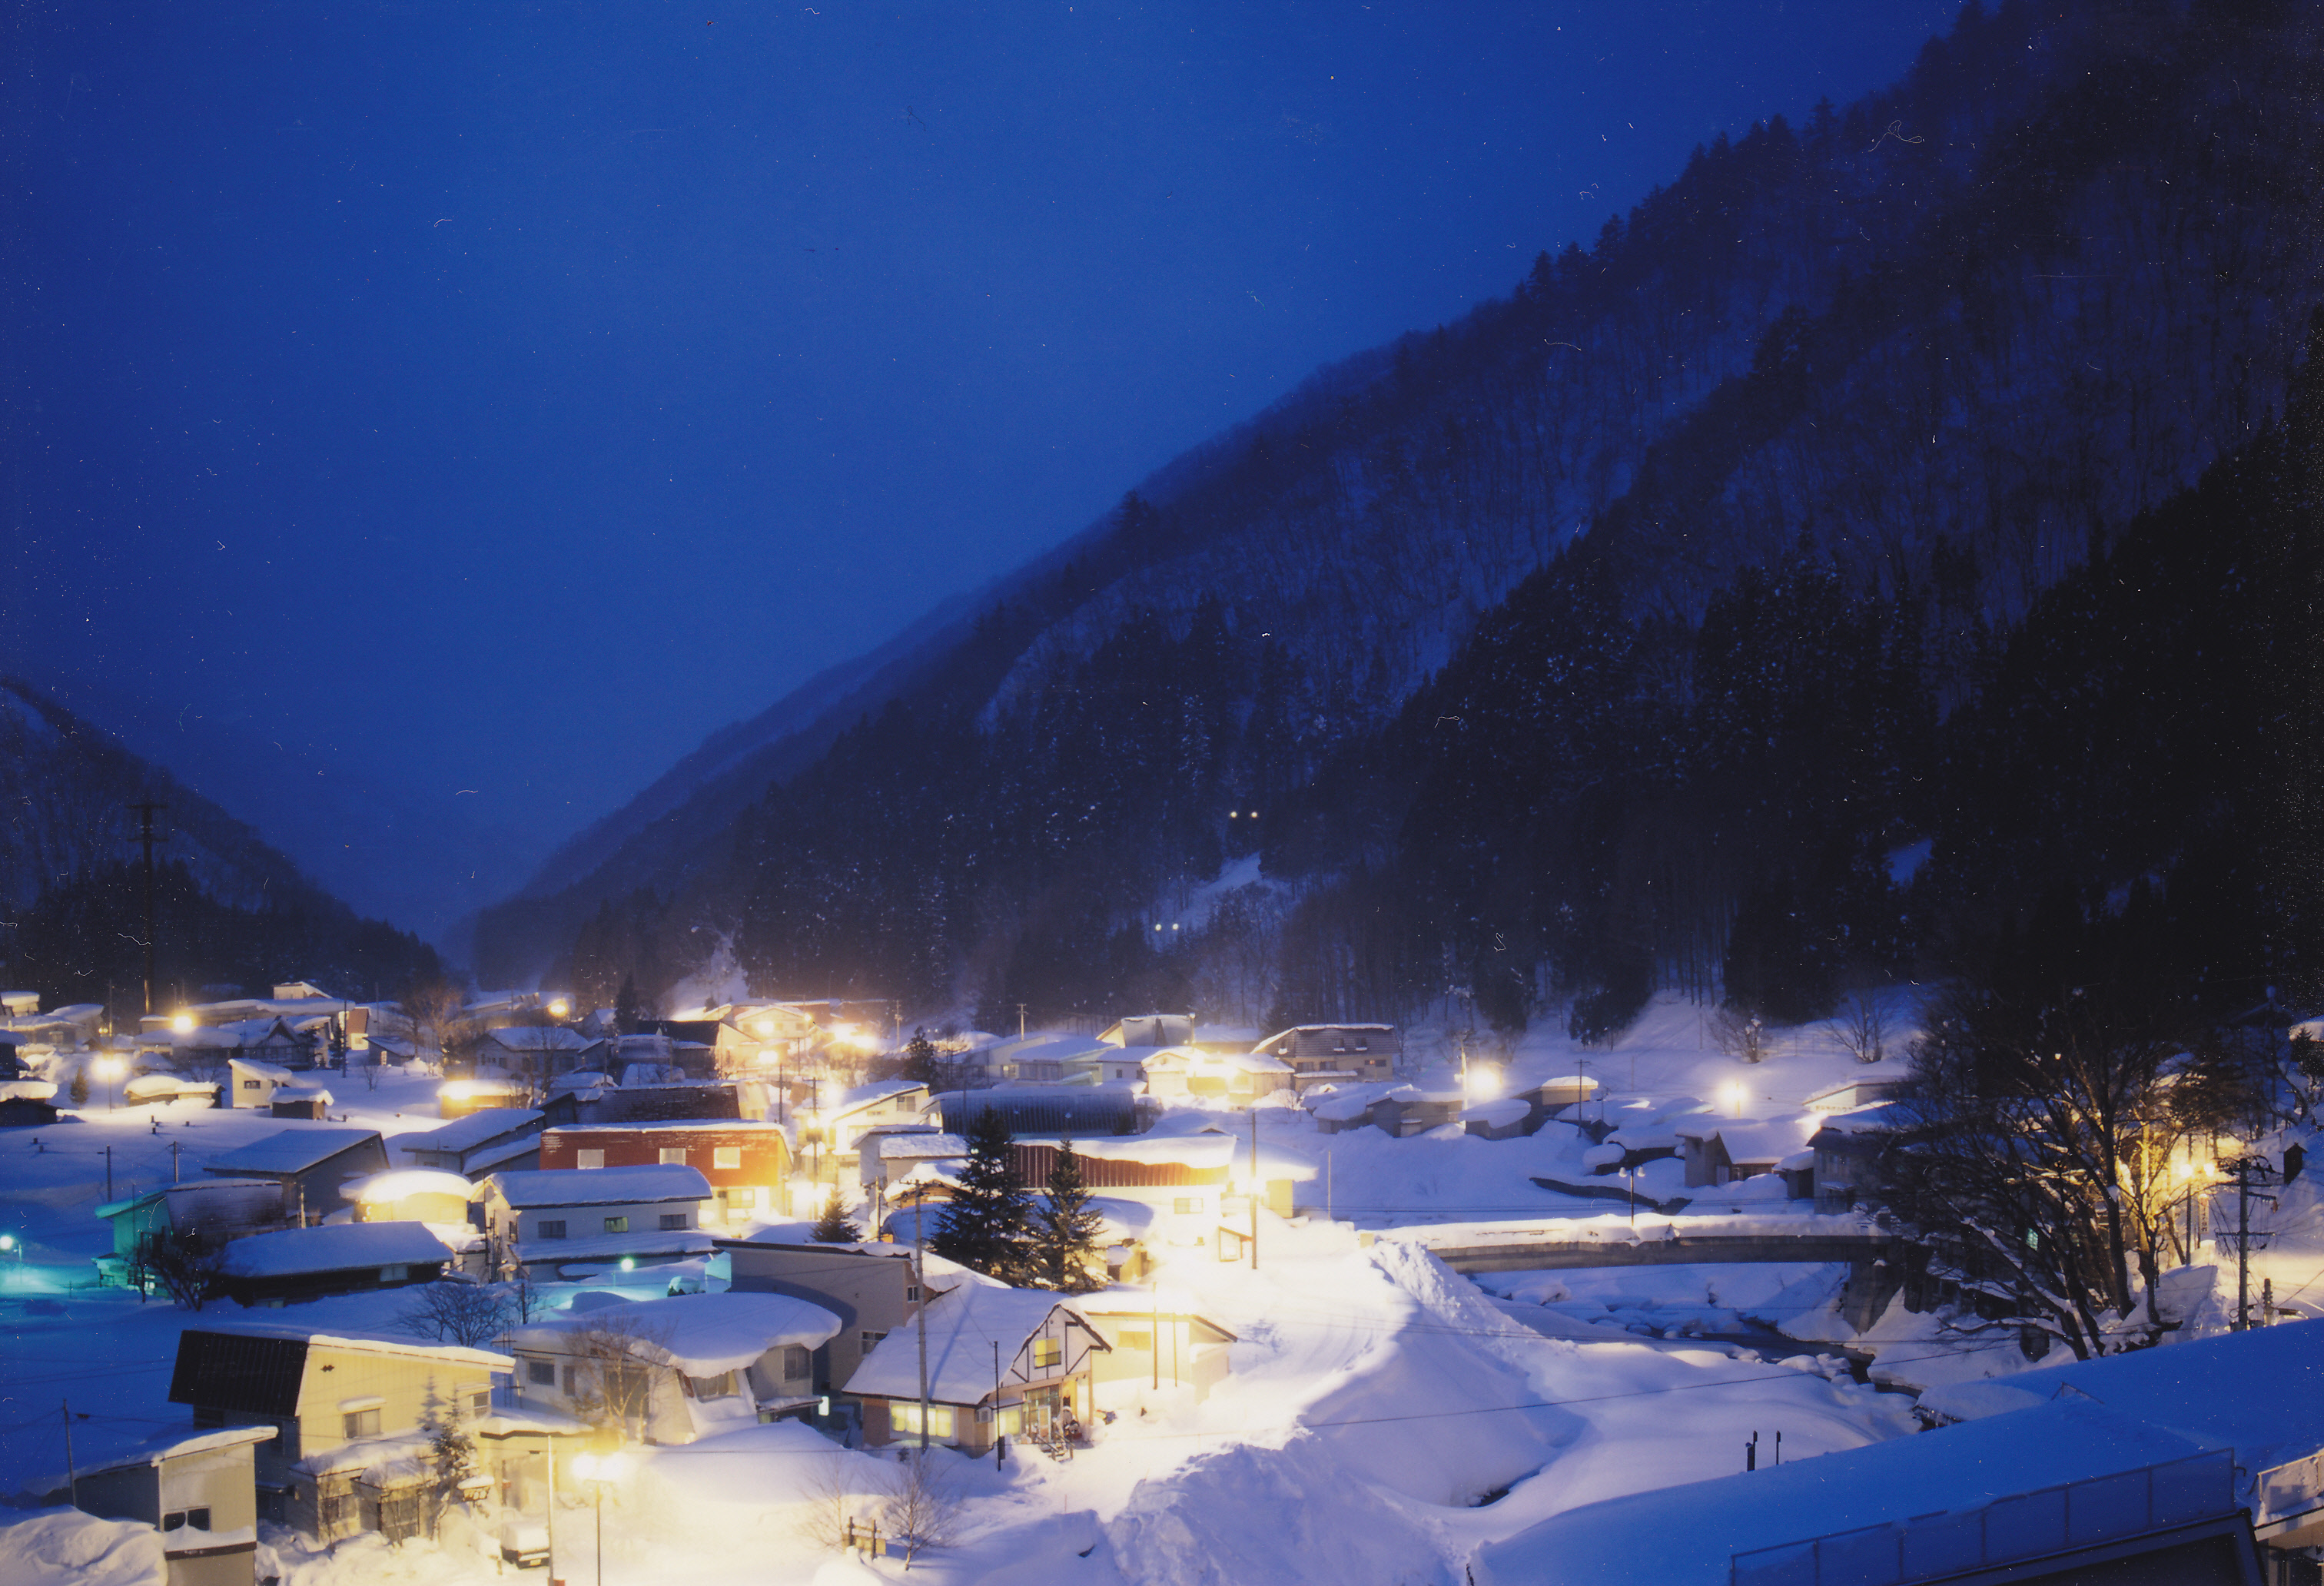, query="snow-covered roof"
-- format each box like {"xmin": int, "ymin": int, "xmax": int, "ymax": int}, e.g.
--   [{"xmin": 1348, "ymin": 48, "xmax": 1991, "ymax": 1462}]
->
[
  {"xmin": 1139, "ymin": 1045, "xmax": 1293, "ymax": 1074},
  {"xmin": 187, "ymin": 1319, "xmax": 510, "ymax": 1370},
  {"xmin": 879, "ymin": 1132, "xmax": 968, "ymax": 1160},
  {"xmin": 463, "ymin": 1135, "xmax": 546, "ymax": 1173},
  {"xmin": 341, "ymin": 1168, "xmax": 475, "ymax": 1204},
  {"xmin": 1474, "ymin": 1398, "xmax": 2217, "ymax": 1586},
  {"xmin": 825, "ymin": 1080, "xmax": 926, "ymax": 1118},
  {"xmin": 122, "ymin": 1074, "xmax": 211, "ymax": 1100},
  {"xmin": 70, "ymin": 1423, "xmax": 276, "ymax": 1477},
  {"xmin": 1669, "ymin": 1116, "xmax": 1818, "ymax": 1161},
  {"xmin": 393, "ymin": 1107, "xmax": 543, "ymax": 1155},
  {"xmin": 506, "ymin": 1292, "xmax": 841, "ymax": 1374},
  {"xmin": 217, "ymin": 1221, "xmax": 451, "ymax": 1278},
  {"xmin": 204, "ymin": 1127, "xmax": 382, "ymax": 1175},
  {"xmin": 0, "ymin": 1078, "xmax": 58, "ymax": 1102},
  {"xmin": 479, "ymin": 1027, "xmax": 599, "ymax": 1051},
  {"xmin": 982, "ymin": 1033, "xmax": 1115, "ymax": 1065},
  {"xmin": 1460, "ymin": 1098, "xmax": 1531, "ymax": 1128},
  {"xmin": 483, "ymin": 1163, "xmax": 711, "ymax": 1207},
  {"xmin": 848, "ymin": 1286, "xmax": 1108, "ymax": 1405},
  {"xmin": 225, "ymin": 1058, "xmax": 294, "ymax": 1078},
  {"xmin": 546, "ymin": 1120, "xmax": 786, "ymax": 1136}
]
